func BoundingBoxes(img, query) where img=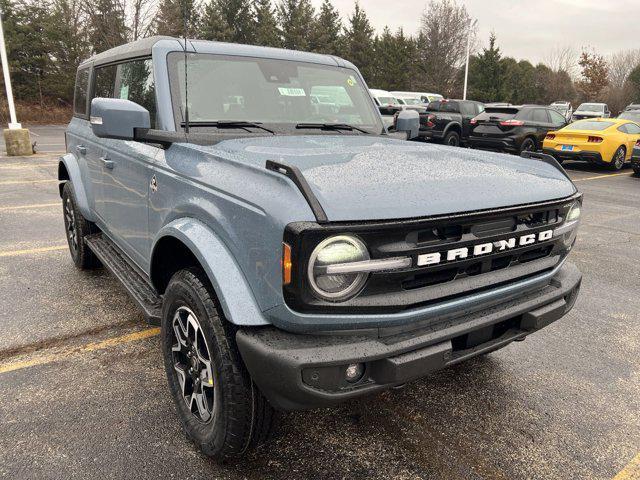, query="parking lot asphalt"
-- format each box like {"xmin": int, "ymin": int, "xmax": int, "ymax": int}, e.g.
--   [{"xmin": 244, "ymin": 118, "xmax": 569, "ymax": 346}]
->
[
  {"xmin": 0, "ymin": 147, "xmax": 638, "ymax": 479},
  {"xmin": 0, "ymin": 124, "xmax": 67, "ymax": 155}
]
